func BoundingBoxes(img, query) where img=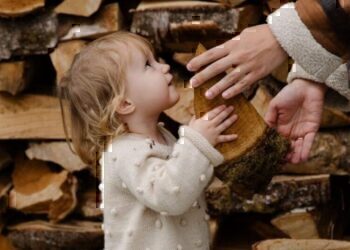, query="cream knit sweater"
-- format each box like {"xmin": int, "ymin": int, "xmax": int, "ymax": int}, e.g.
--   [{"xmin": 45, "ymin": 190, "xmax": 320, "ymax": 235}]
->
[{"xmin": 100, "ymin": 123, "xmax": 224, "ymax": 250}]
